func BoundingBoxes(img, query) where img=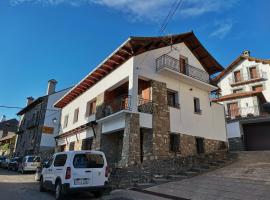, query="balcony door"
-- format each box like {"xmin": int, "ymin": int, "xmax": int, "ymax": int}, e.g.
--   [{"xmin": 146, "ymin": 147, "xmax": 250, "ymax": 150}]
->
[
  {"xmin": 227, "ymin": 102, "xmax": 239, "ymax": 118},
  {"xmin": 234, "ymin": 70, "xmax": 242, "ymax": 82},
  {"xmin": 179, "ymin": 55, "xmax": 187, "ymax": 74},
  {"xmin": 249, "ymin": 67, "xmax": 258, "ymax": 79}
]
